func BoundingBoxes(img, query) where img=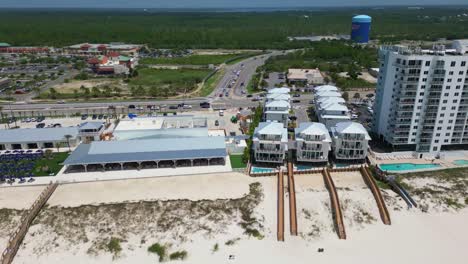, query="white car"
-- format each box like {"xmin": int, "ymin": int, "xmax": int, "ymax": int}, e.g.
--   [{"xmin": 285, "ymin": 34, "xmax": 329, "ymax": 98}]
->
[{"xmin": 183, "ymin": 105, "xmax": 192, "ymax": 109}]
